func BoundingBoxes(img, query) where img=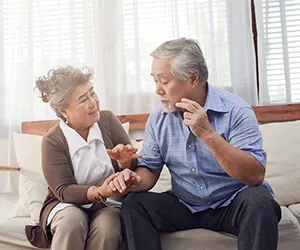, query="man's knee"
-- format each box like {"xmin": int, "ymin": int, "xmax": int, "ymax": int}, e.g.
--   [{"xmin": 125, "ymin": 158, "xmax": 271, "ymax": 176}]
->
[
  {"xmin": 122, "ymin": 192, "xmax": 148, "ymax": 210},
  {"xmin": 239, "ymin": 187, "xmax": 281, "ymax": 219}
]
